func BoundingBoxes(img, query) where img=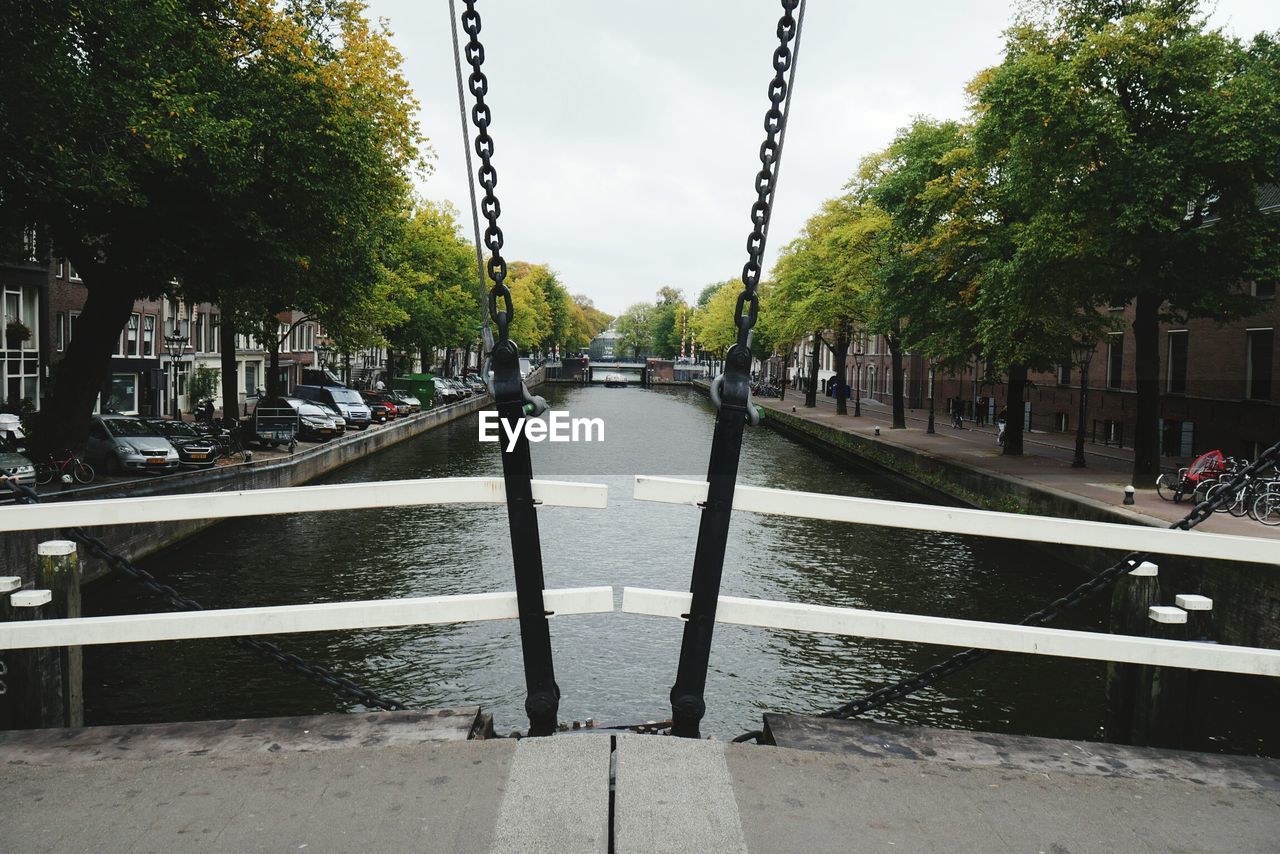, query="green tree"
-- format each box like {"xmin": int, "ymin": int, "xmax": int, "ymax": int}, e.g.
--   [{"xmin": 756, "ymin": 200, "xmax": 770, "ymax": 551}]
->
[
  {"xmin": 972, "ymin": 0, "xmax": 1280, "ymax": 475},
  {"xmin": 615, "ymin": 302, "xmax": 656, "ymax": 359}
]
